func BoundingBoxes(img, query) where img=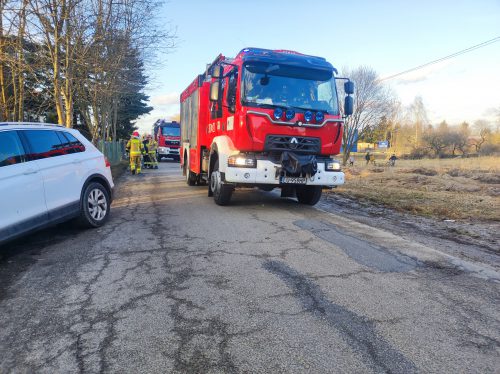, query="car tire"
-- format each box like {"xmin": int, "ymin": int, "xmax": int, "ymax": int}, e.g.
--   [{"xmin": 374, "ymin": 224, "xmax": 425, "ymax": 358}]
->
[
  {"xmin": 210, "ymin": 160, "xmax": 232, "ymax": 205},
  {"xmin": 295, "ymin": 186, "xmax": 322, "ymax": 205},
  {"xmin": 79, "ymin": 182, "xmax": 110, "ymax": 228}
]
